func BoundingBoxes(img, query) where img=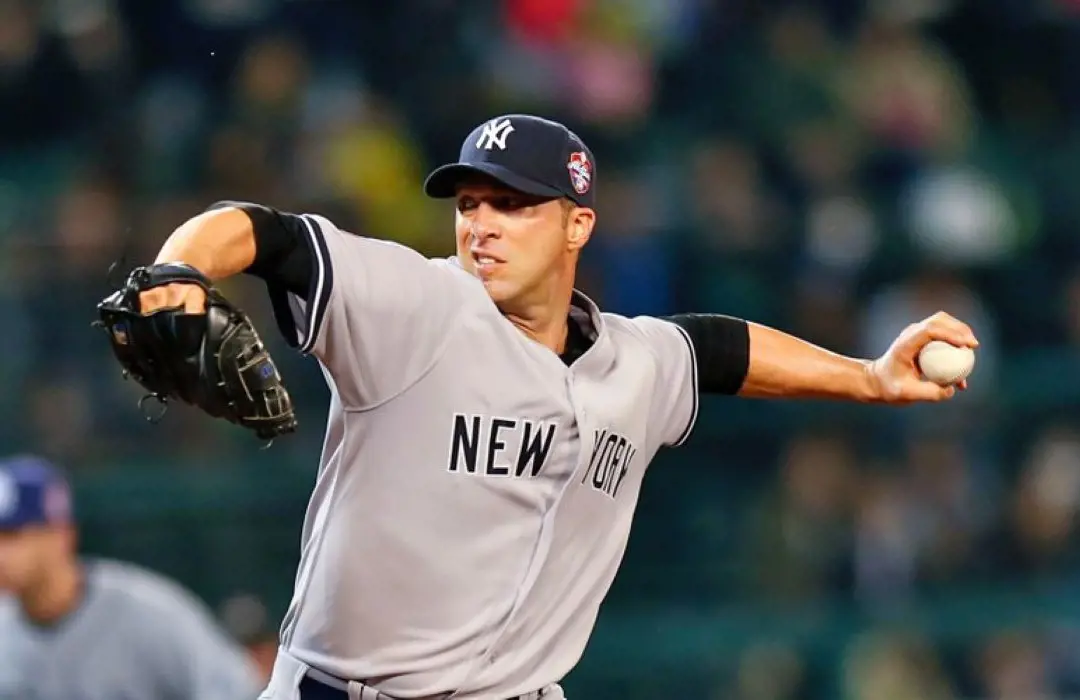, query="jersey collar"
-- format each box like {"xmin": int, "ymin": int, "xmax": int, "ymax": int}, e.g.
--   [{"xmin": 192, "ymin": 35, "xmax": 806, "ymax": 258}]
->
[
  {"xmin": 445, "ymin": 256, "xmax": 612, "ymax": 369},
  {"xmin": 567, "ymin": 289, "xmax": 614, "ymax": 373},
  {"xmin": 569, "ymin": 289, "xmax": 602, "ymax": 341}
]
